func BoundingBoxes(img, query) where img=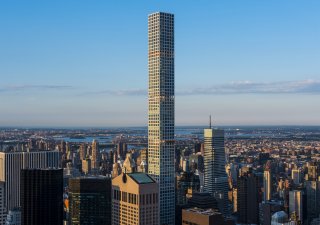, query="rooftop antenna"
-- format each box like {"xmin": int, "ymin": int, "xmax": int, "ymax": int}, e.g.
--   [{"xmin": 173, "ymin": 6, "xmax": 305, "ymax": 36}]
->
[{"xmin": 209, "ymin": 115, "xmax": 212, "ymax": 129}]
